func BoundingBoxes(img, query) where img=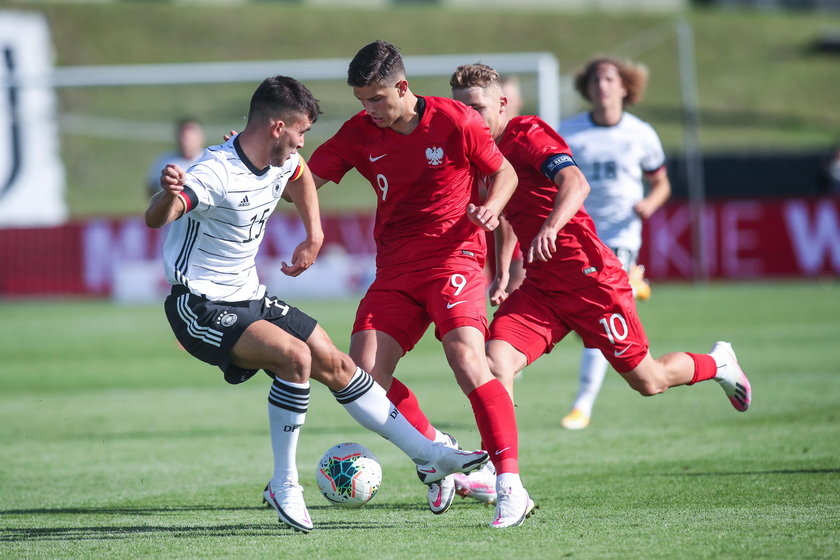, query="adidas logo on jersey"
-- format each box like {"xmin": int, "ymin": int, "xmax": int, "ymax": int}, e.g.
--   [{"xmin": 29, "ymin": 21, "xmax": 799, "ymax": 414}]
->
[{"xmin": 238, "ymin": 196, "xmax": 250, "ymax": 207}]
